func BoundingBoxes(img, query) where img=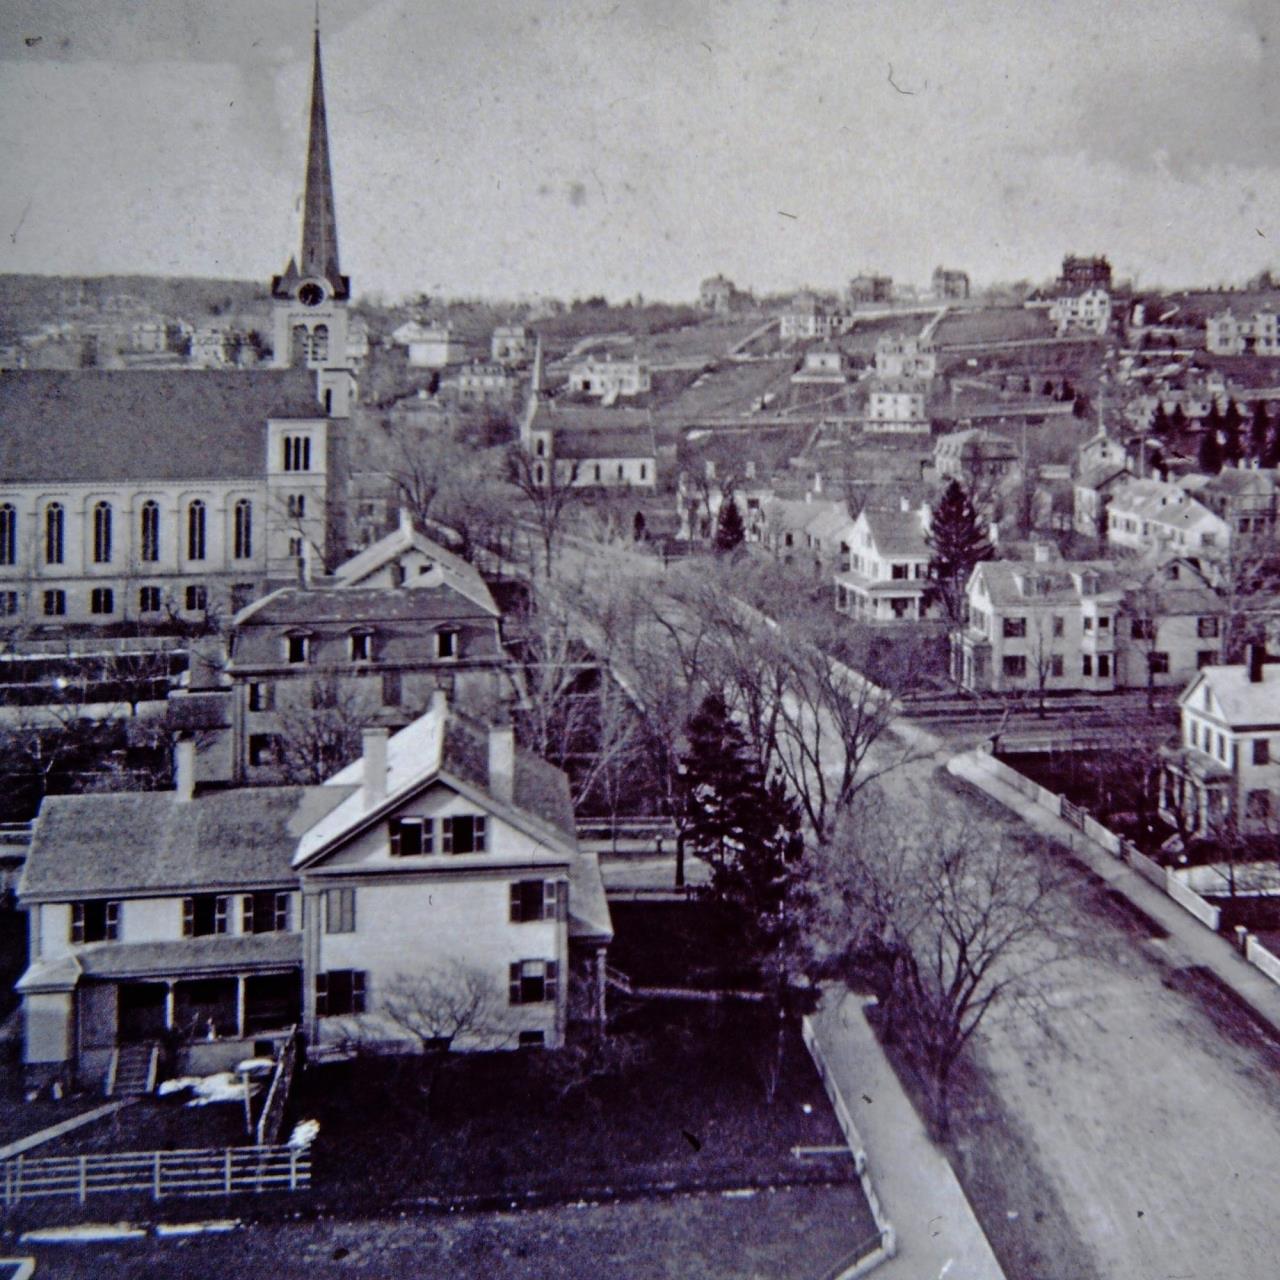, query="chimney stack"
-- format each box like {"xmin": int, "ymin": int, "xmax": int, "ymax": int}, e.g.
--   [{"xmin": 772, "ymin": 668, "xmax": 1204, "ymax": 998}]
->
[
  {"xmin": 488, "ymin": 722, "xmax": 515, "ymax": 805},
  {"xmin": 399, "ymin": 507, "xmax": 414, "ymax": 537},
  {"xmin": 362, "ymin": 727, "xmax": 389, "ymax": 808},
  {"xmin": 174, "ymin": 736, "xmax": 196, "ymax": 803},
  {"xmin": 1248, "ymin": 642, "xmax": 1265, "ymax": 684}
]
